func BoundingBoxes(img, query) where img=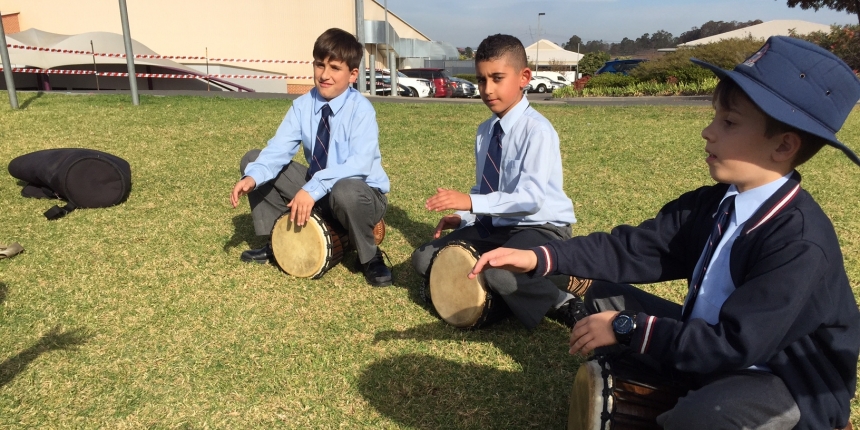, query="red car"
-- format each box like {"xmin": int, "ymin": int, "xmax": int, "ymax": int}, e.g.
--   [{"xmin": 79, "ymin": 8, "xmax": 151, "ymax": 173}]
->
[{"xmin": 398, "ymin": 68, "xmax": 455, "ymax": 98}]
